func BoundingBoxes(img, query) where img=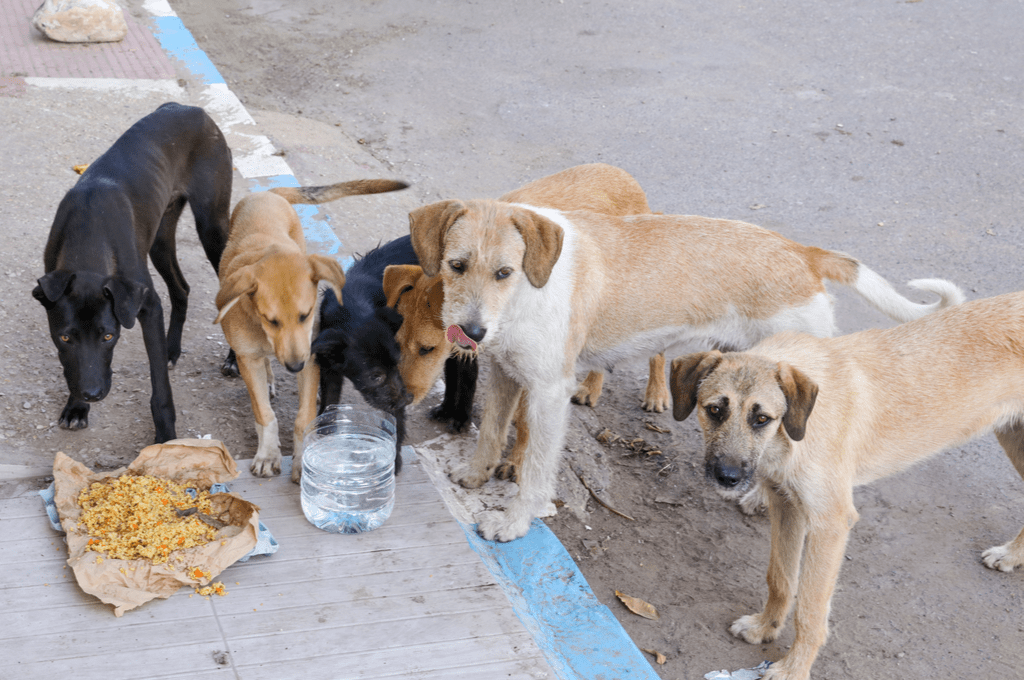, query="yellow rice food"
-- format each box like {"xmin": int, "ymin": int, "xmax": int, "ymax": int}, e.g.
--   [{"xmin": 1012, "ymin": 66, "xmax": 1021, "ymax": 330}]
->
[{"xmin": 77, "ymin": 473, "xmax": 219, "ymax": 565}]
